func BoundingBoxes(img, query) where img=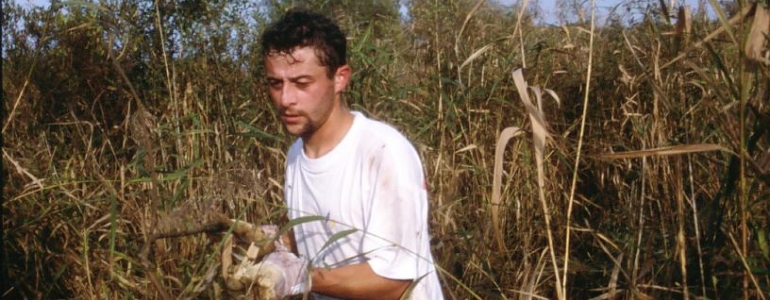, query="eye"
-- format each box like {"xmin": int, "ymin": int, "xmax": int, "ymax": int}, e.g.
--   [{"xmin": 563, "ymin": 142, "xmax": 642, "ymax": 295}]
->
[{"xmin": 267, "ymin": 79, "xmax": 283, "ymax": 89}]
